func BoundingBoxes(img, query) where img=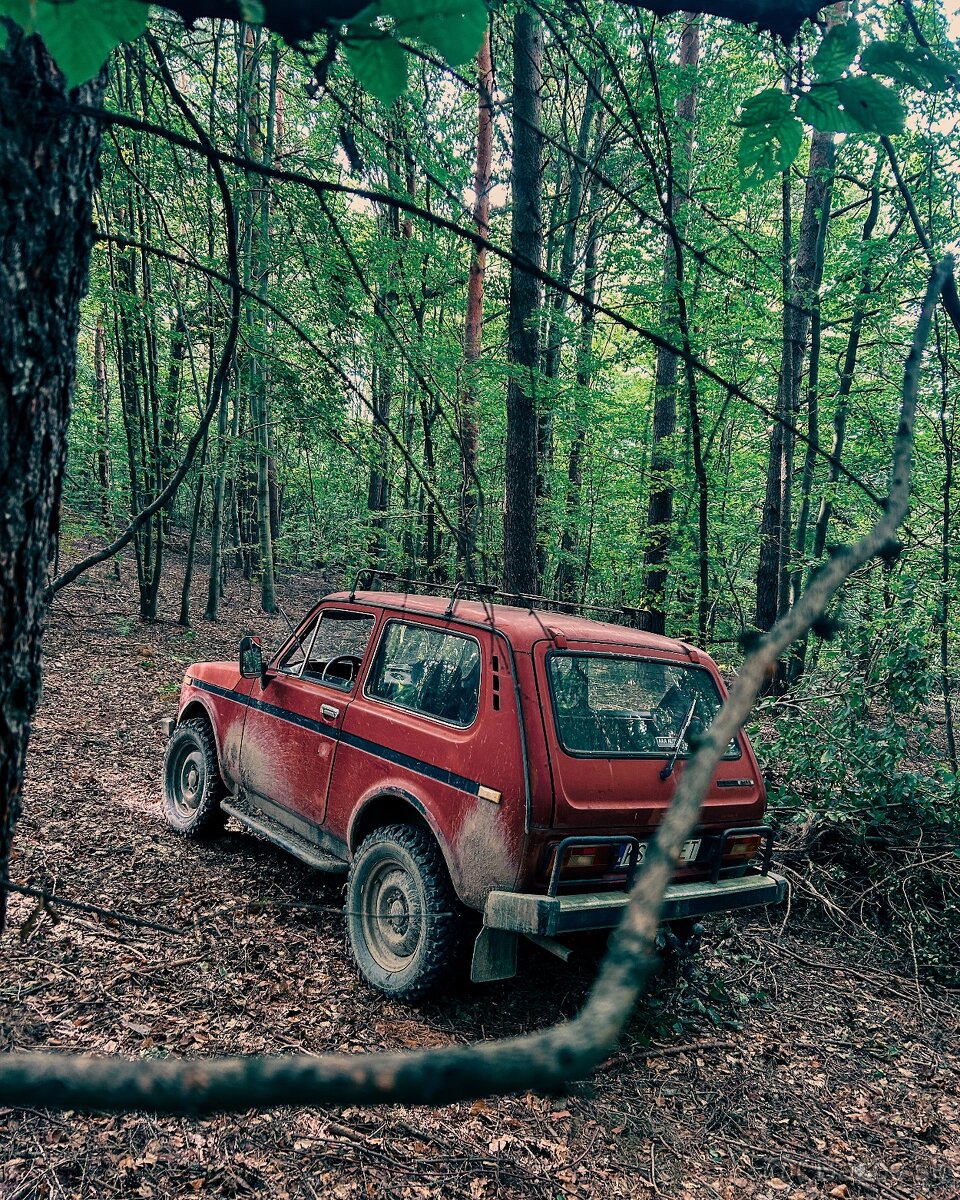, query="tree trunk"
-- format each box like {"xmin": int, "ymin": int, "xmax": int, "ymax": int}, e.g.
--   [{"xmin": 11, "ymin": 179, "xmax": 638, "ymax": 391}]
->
[
  {"xmin": 0, "ymin": 30, "xmax": 105, "ymax": 933},
  {"xmin": 536, "ymin": 71, "xmax": 601, "ymax": 582},
  {"xmin": 640, "ymin": 15, "xmax": 700, "ymax": 635},
  {"xmin": 503, "ymin": 10, "xmax": 544, "ymax": 597},
  {"xmin": 458, "ymin": 30, "xmax": 493, "ymax": 573},
  {"xmin": 556, "ymin": 215, "xmax": 600, "ymax": 603}
]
